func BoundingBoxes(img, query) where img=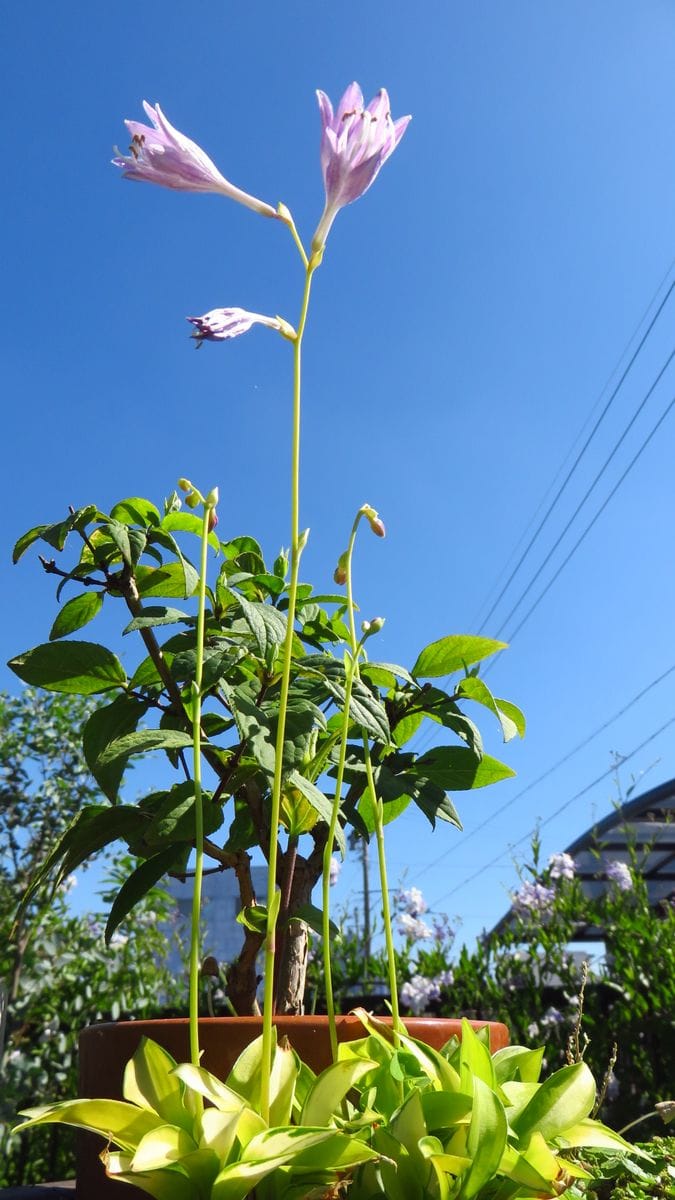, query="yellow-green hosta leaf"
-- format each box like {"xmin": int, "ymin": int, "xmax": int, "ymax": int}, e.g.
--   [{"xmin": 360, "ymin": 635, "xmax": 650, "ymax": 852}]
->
[
  {"xmin": 554, "ymin": 1117, "xmax": 642, "ymax": 1154},
  {"xmin": 268, "ymin": 1039, "xmax": 298, "ymax": 1127},
  {"xmin": 15, "ymin": 1098, "xmax": 162, "ymax": 1152},
  {"xmin": 211, "ymin": 1128, "xmax": 348, "ymax": 1200},
  {"xmin": 459, "ymin": 1076, "xmax": 507, "ymax": 1200},
  {"xmin": 131, "ymin": 1123, "xmax": 198, "ymax": 1172},
  {"xmin": 301, "ymin": 1058, "xmax": 378, "ymax": 1126},
  {"xmin": 512, "ymin": 1062, "xmax": 596, "ymax": 1144},
  {"xmin": 200, "ymin": 1108, "xmax": 242, "ymax": 1162},
  {"xmin": 459, "ymin": 1018, "xmax": 496, "ymax": 1093},
  {"xmin": 105, "ymin": 1152, "xmax": 195, "ymax": 1200},
  {"xmin": 173, "ymin": 1062, "xmax": 251, "ymax": 1114},
  {"xmin": 350, "ymin": 1007, "xmax": 460, "ymax": 1092},
  {"xmin": 501, "ymin": 1080, "xmax": 541, "ymax": 1123},
  {"xmin": 421, "ymin": 1091, "xmax": 472, "ymax": 1133},
  {"xmin": 123, "ymin": 1038, "xmax": 193, "ymax": 1133},
  {"xmin": 493, "ymin": 1044, "xmax": 544, "ymax": 1085},
  {"xmin": 499, "ymin": 1131, "xmax": 560, "ymax": 1189}
]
